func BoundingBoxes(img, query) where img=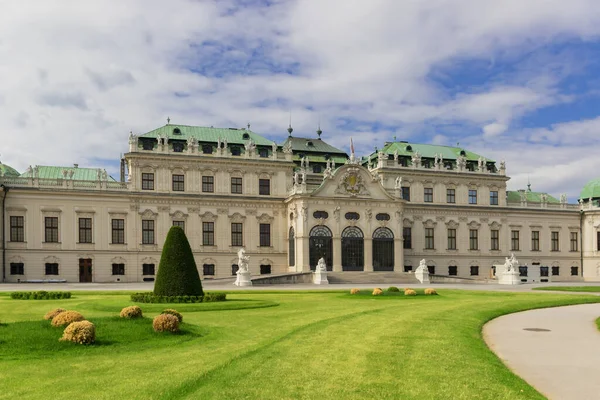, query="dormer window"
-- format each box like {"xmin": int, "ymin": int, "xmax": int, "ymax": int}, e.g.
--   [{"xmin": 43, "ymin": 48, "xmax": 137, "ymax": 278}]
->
[
  {"xmin": 173, "ymin": 128, "xmax": 181, "ymax": 135},
  {"xmin": 406, "ymin": 145, "xmax": 413, "ymax": 152},
  {"xmin": 172, "ymin": 142, "xmax": 184, "ymax": 153},
  {"xmin": 307, "ymin": 141, "xmax": 313, "ymax": 147},
  {"xmin": 460, "ymin": 150, "xmax": 466, "ymax": 156},
  {"xmin": 141, "ymin": 139, "xmax": 154, "ymax": 151},
  {"xmin": 242, "ymin": 133, "xmax": 250, "ymax": 140}
]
